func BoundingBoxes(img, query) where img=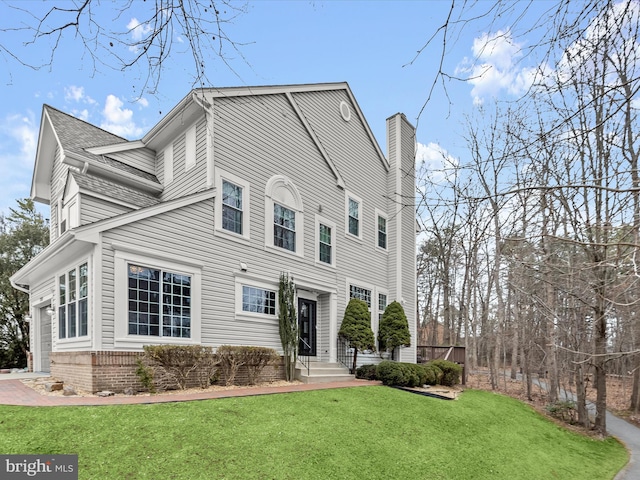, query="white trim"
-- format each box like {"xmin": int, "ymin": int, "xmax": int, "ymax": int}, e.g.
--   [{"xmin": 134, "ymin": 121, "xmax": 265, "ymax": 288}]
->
[
  {"xmin": 206, "ymin": 107, "xmax": 214, "ymax": 188},
  {"xmin": 234, "ymin": 274, "xmax": 278, "ymax": 324},
  {"xmin": 54, "ymin": 258, "xmax": 91, "ymax": 343},
  {"xmin": 113, "ymin": 249, "xmax": 202, "ymax": 349},
  {"xmin": 164, "ymin": 143, "xmax": 174, "ymax": 184},
  {"xmin": 265, "ymin": 175, "xmax": 304, "ymax": 258},
  {"xmin": 85, "ymin": 140, "xmax": 147, "ymax": 155},
  {"xmin": 375, "ymin": 208, "xmax": 388, "ymax": 252},
  {"xmin": 315, "ymin": 214, "xmax": 336, "ymax": 268},
  {"xmin": 345, "ymin": 191, "xmax": 363, "ymax": 241},
  {"xmin": 214, "ymin": 168, "xmax": 250, "ymax": 242},
  {"xmin": 375, "ymin": 289, "xmax": 389, "ymax": 340},
  {"xmin": 185, "ymin": 123, "xmax": 197, "ymax": 171}
]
